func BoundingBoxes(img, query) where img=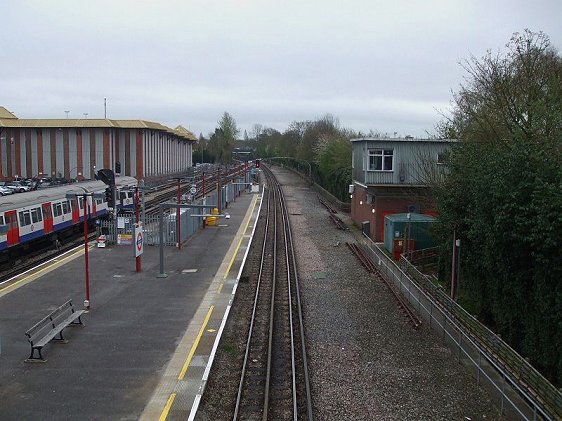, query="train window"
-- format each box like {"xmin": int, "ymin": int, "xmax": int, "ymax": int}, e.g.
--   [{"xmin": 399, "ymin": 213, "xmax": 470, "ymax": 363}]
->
[
  {"xmin": 53, "ymin": 203, "xmax": 62, "ymax": 217},
  {"xmin": 42, "ymin": 206, "xmax": 52, "ymax": 219},
  {"xmin": 0, "ymin": 215, "xmax": 4, "ymax": 225},
  {"xmin": 63, "ymin": 201, "xmax": 71, "ymax": 214},
  {"xmin": 95, "ymin": 199, "xmax": 103, "ymax": 205},
  {"xmin": 19, "ymin": 210, "xmax": 32, "ymax": 227},
  {"xmin": 31, "ymin": 207, "xmax": 42, "ymax": 223},
  {"xmin": 78, "ymin": 197, "xmax": 84, "ymax": 209}
]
